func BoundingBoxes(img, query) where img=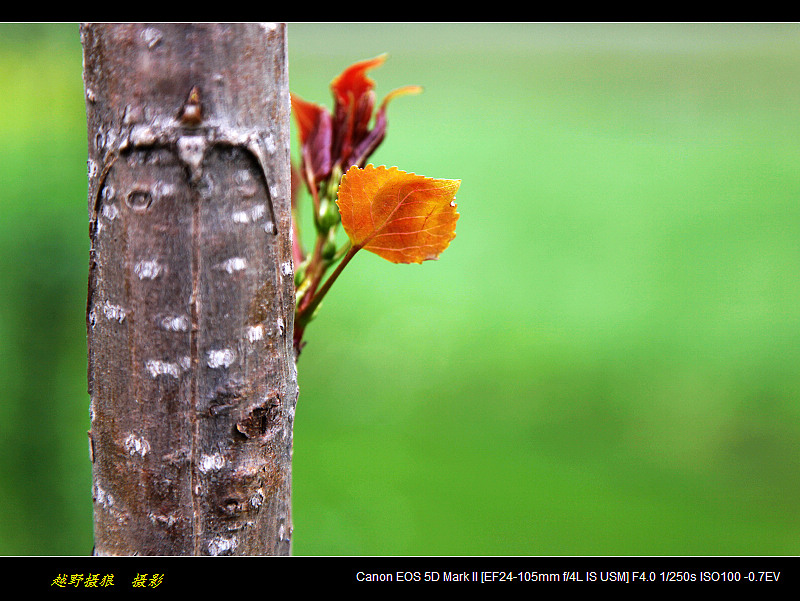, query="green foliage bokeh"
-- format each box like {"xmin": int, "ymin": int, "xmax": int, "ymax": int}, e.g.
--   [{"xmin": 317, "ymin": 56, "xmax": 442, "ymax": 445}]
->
[{"xmin": 1, "ymin": 23, "xmax": 799, "ymax": 555}]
